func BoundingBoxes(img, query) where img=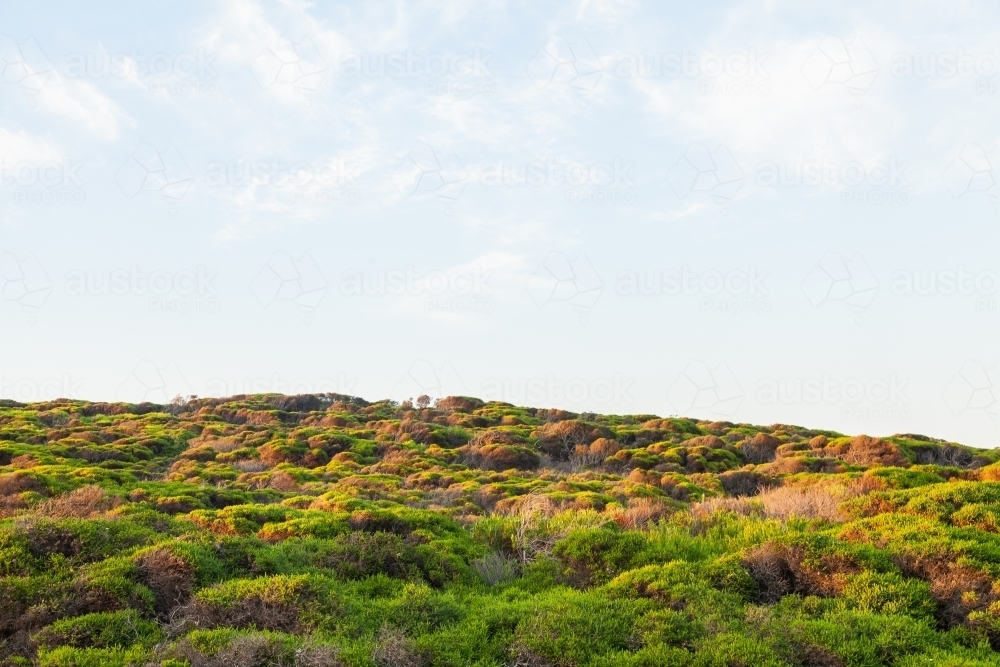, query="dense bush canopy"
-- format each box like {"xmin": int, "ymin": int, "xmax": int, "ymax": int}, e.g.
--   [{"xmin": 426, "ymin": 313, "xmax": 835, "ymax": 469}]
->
[{"xmin": 0, "ymin": 393, "xmax": 999, "ymax": 666}]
